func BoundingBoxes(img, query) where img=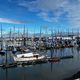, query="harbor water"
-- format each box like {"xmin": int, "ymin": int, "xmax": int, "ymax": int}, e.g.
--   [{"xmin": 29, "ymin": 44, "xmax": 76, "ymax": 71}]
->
[{"xmin": 0, "ymin": 48, "xmax": 80, "ymax": 80}]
